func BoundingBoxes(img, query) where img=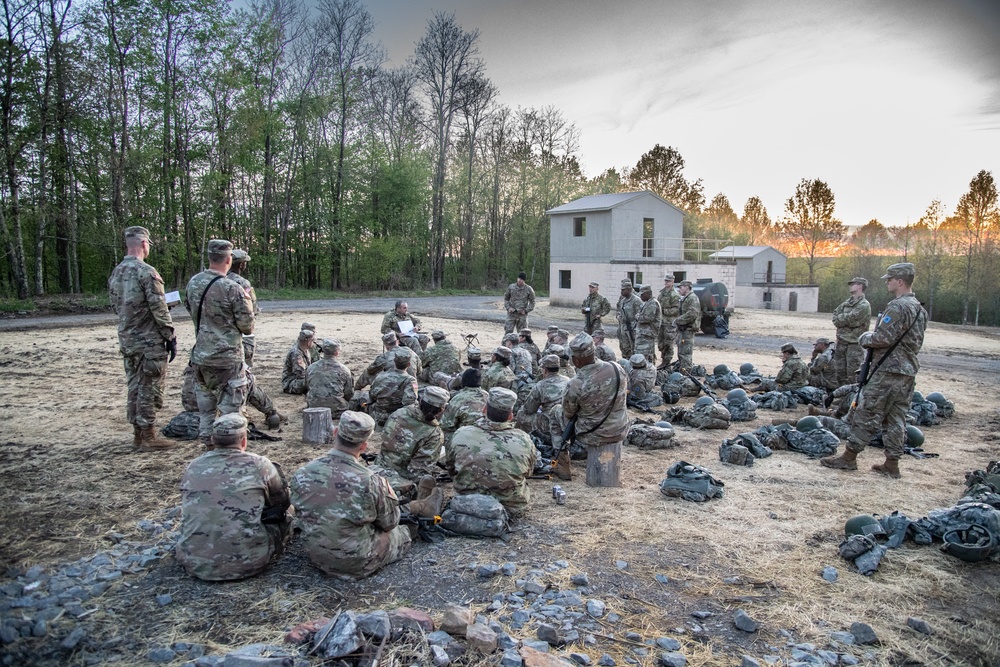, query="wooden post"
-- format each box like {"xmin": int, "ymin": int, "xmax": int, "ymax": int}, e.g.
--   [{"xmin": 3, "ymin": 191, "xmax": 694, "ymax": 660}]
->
[
  {"xmin": 586, "ymin": 441, "xmax": 622, "ymax": 487},
  {"xmin": 302, "ymin": 407, "xmax": 333, "ymax": 445}
]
